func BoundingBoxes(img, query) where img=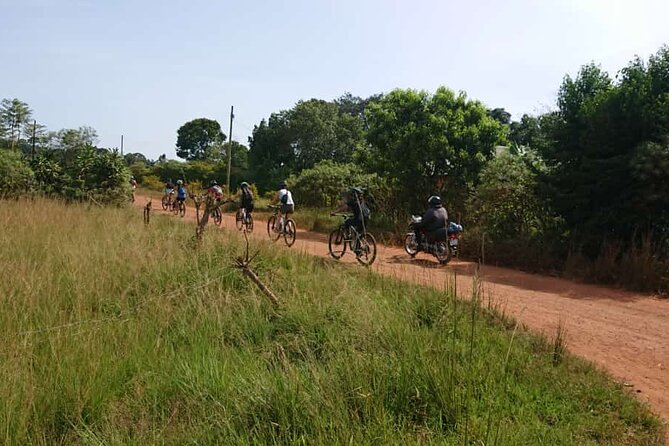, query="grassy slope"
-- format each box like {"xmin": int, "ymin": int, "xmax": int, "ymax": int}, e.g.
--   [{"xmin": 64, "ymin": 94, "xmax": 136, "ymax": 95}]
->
[{"xmin": 0, "ymin": 199, "xmax": 663, "ymax": 445}]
